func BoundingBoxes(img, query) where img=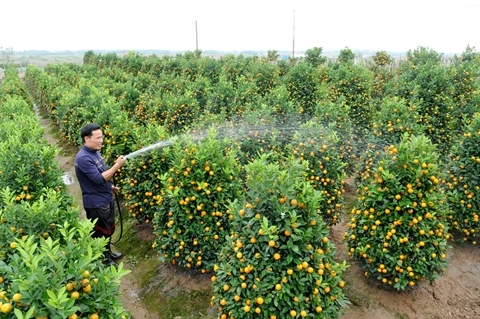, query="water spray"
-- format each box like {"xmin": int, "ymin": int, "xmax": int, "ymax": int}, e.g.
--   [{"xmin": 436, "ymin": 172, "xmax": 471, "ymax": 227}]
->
[
  {"xmin": 123, "ymin": 139, "xmax": 175, "ymax": 159},
  {"xmin": 122, "ymin": 131, "xmax": 213, "ymax": 160}
]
